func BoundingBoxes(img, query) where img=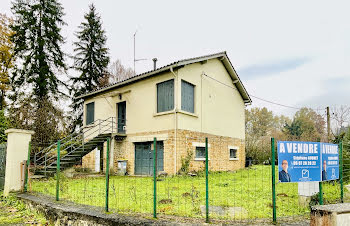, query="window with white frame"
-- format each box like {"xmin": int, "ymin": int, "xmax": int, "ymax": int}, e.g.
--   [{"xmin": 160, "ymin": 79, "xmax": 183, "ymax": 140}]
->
[
  {"xmin": 193, "ymin": 142, "xmax": 210, "ymax": 160},
  {"xmin": 195, "ymin": 146, "xmax": 206, "ymax": 159},
  {"xmin": 229, "ymin": 146, "xmax": 239, "ymax": 160}
]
